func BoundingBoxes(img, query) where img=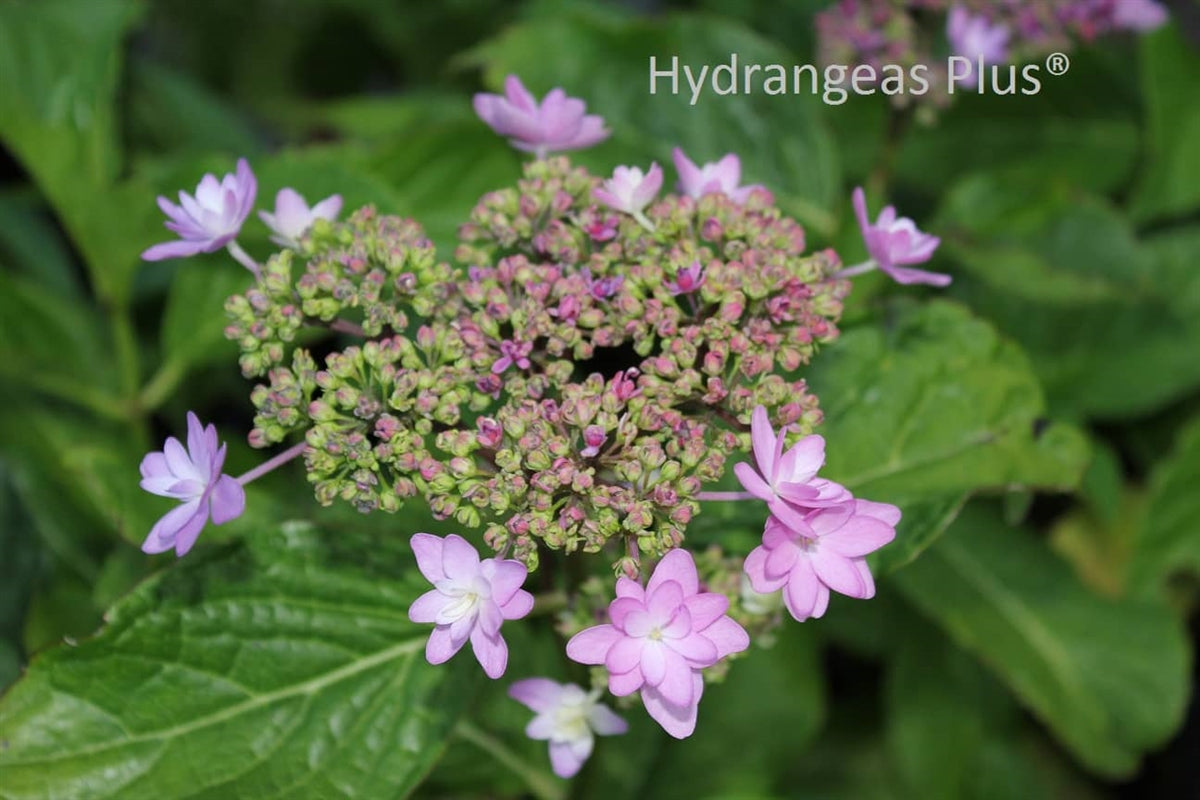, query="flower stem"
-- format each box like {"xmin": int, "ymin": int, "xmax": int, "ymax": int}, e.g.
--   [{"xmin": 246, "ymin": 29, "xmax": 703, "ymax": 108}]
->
[
  {"xmin": 831, "ymin": 260, "xmax": 876, "ymax": 280},
  {"xmin": 695, "ymin": 490, "xmax": 758, "ymax": 501},
  {"xmin": 330, "ymin": 319, "xmax": 366, "ymax": 337},
  {"xmin": 226, "ymin": 240, "xmax": 261, "ymax": 278},
  {"xmin": 632, "ymin": 211, "xmax": 656, "ymax": 233},
  {"xmin": 236, "ymin": 441, "xmax": 307, "ymax": 485},
  {"xmin": 454, "ymin": 720, "xmax": 564, "ymax": 800},
  {"xmin": 138, "ymin": 357, "xmax": 187, "ymax": 412}
]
